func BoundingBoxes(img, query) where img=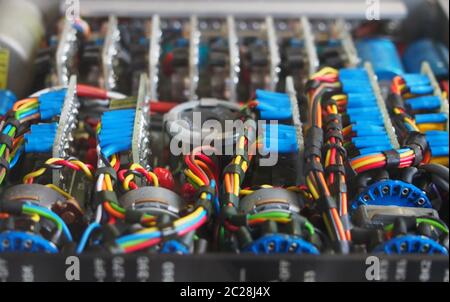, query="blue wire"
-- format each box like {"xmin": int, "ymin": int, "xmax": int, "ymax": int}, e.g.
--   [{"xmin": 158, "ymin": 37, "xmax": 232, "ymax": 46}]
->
[
  {"xmin": 9, "ymin": 145, "xmax": 24, "ymax": 168},
  {"xmin": 3, "ymin": 125, "xmax": 12, "ymax": 134},
  {"xmin": 76, "ymin": 222, "xmax": 101, "ymax": 254},
  {"xmin": 18, "ymin": 108, "xmax": 39, "ymax": 120},
  {"xmin": 23, "ymin": 204, "xmax": 73, "ymax": 242},
  {"xmin": 116, "ymin": 210, "xmax": 208, "ymax": 245}
]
